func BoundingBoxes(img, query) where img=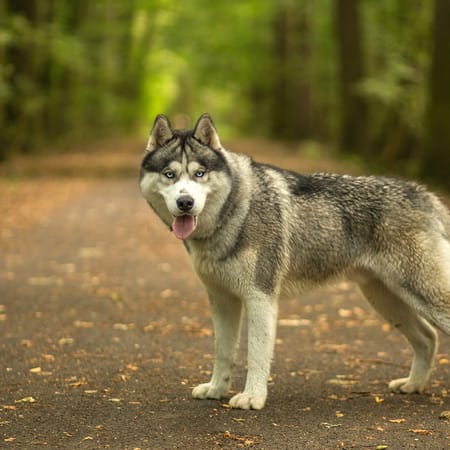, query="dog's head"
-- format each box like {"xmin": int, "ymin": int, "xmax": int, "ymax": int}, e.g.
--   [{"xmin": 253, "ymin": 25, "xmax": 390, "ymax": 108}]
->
[{"xmin": 140, "ymin": 114, "xmax": 230, "ymax": 240}]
